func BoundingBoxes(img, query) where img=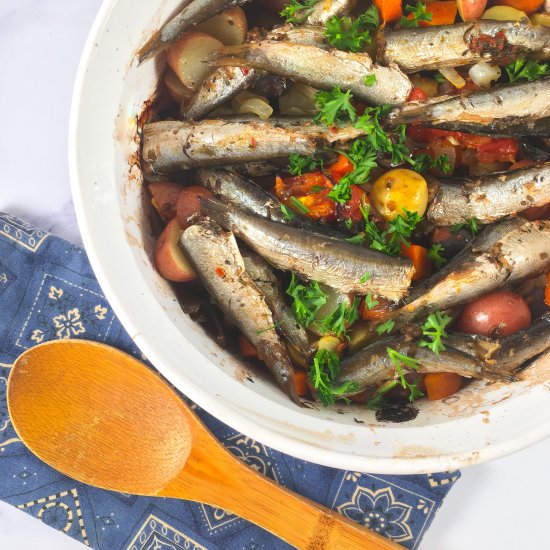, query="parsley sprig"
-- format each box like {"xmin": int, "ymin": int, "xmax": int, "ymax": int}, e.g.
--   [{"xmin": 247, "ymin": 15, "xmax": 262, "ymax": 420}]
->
[
  {"xmin": 288, "ymin": 153, "xmax": 323, "ymax": 176},
  {"xmin": 505, "ymin": 57, "xmax": 549, "ymax": 84},
  {"xmin": 367, "ymin": 379, "xmax": 399, "ymax": 410},
  {"xmin": 418, "ymin": 311, "xmax": 452, "ymax": 355},
  {"xmin": 280, "ymin": 0, "xmax": 320, "ymax": 23},
  {"xmin": 309, "ymin": 349, "xmax": 359, "ymax": 405},
  {"xmin": 314, "ymin": 87, "xmax": 356, "ymax": 125},
  {"xmin": 399, "ymin": 2, "xmax": 432, "ymax": 28},
  {"xmin": 324, "ymin": 7, "xmax": 380, "ymax": 53},
  {"xmin": 320, "ymin": 298, "xmax": 360, "ymax": 337},
  {"xmin": 427, "ymin": 244, "xmax": 447, "ymax": 269},
  {"xmin": 387, "ymin": 348, "xmax": 423, "ymax": 401},
  {"xmin": 451, "ymin": 217, "xmax": 479, "ymax": 236},
  {"xmin": 286, "ymin": 274, "xmax": 327, "ymax": 327}
]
